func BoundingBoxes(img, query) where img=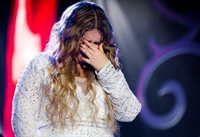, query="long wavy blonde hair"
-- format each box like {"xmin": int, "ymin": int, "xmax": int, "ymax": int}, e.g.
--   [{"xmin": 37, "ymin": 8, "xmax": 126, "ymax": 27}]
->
[{"xmin": 44, "ymin": 1, "xmax": 120, "ymax": 133}]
